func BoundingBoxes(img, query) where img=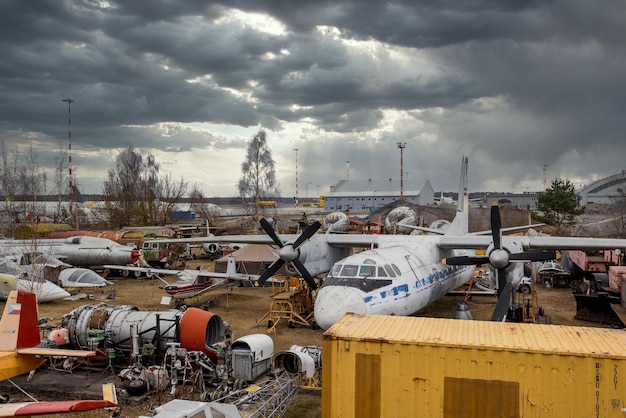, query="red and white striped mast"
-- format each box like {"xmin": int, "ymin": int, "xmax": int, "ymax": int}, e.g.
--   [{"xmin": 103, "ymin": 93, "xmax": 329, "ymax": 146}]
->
[{"xmin": 62, "ymin": 97, "xmax": 76, "ymax": 227}]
